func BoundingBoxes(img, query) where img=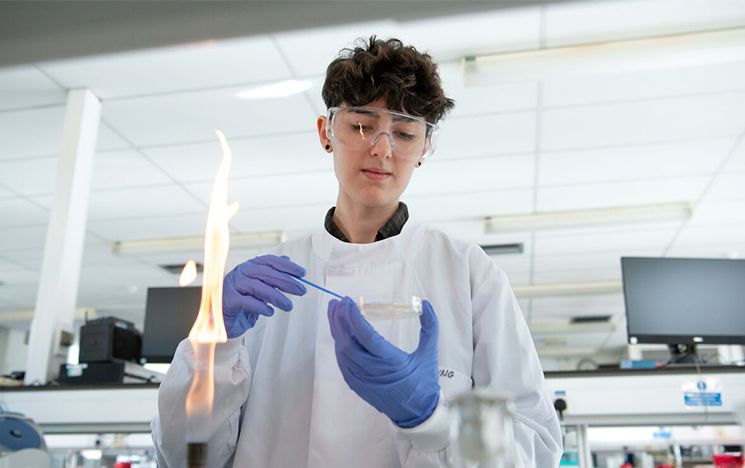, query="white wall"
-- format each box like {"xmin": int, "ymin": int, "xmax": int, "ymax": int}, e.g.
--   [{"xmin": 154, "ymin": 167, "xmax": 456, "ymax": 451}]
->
[{"xmin": 0, "ymin": 326, "xmax": 29, "ymax": 375}]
